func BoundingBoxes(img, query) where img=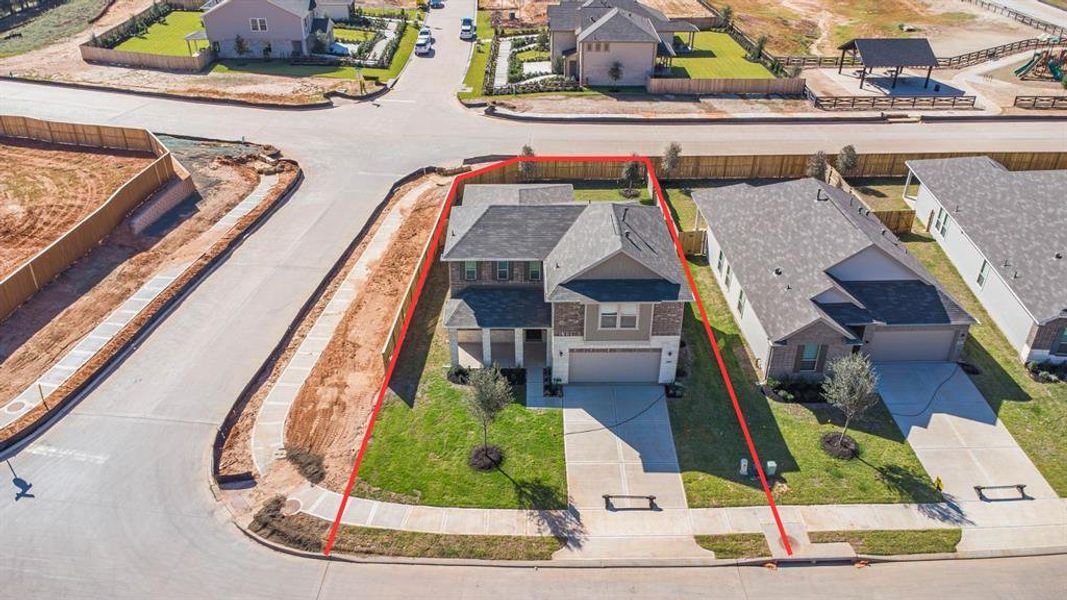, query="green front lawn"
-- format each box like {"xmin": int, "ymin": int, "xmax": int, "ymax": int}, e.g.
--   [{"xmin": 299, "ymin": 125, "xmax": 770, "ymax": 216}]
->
[
  {"xmin": 356, "ymin": 264, "xmax": 567, "ymax": 509},
  {"xmin": 809, "ymin": 529, "xmax": 961, "ymax": 555},
  {"xmin": 670, "ymin": 256, "xmax": 941, "ymax": 508},
  {"xmin": 670, "ymin": 32, "xmax": 774, "ymax": 79},
  {"xmin": 114, "ymin": 11, "xmax": 205, "ymax": 57},
  {"xmin": 847, "ymin": 177, "xmax": 910, "ymax": 212},
  {"xmin": 516, "ymin": 49, "xmax": 549, "ymax": 62},
  {"xmin": 459, "ymin": 41, "xmax": 490, "ymax": 100},
  {"xmin": 476, "ymin": 10, "xmax": 493, "ymax": 40},
  {"xmin": 902, "ymin": 227, "xmax": 1067, "ymax": 496}
]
